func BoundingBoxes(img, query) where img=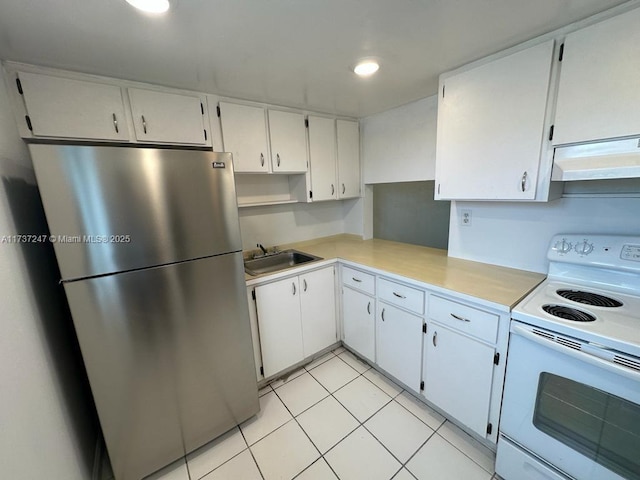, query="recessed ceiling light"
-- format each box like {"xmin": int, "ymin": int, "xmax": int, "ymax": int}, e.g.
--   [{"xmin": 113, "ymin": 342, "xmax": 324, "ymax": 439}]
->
[
  {"xmin": 125, "ymin": 0, "xmax": 170, "ymax": 14},
  {"xmin": 353, "ymin": 60, "xmax": 380, "ymax": 77}
]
